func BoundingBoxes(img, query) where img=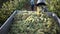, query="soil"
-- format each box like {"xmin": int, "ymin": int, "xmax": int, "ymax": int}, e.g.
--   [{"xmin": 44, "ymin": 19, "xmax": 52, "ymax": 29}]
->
[{"xmin": 24, "ymin": 0, "xmax": 37, "ymax": 11}]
